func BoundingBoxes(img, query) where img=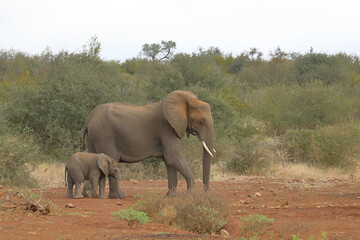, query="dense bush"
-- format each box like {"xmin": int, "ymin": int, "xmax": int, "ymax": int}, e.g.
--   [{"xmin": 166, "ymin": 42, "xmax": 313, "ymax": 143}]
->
[
  {"xmin": 239, "ymin": 214, "xmax": 275, "ymax": 239},
  {"xmin": 1, "ymin": 39, "xmax": 360, "ymax": 187},
  {"xmin": 226, "ymin": 139, "xmax": 273, "ymax": 175},
  {"xmin": 171, "ymin": 52, "xmax": 227, "ymax": 89},
  {"xmin": 294, "ymin": 53, "xmax": 342, "ymax": 85},
  {"xmin": 249, "ymin": 83, "xmax": 353, "ymax": 134},
  {"xmin": 3, "ymin": 48, "xmax": 136, "ymax": 155},
  {"xmin": 0, "ymin": 130, "xmax": 46, "ymax": 187},
  {"xmin": 111, "ymin": 208, "xmax": 150, "ymax": 228},
  {"xmin": 281, "ymin": 122, "xmax": 360, "ymax": 168}
]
